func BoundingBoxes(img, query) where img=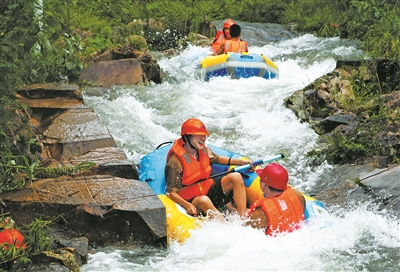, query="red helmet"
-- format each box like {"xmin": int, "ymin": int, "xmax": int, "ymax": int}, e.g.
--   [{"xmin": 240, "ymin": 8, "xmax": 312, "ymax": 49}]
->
[
  {"xmin": 223, "ymin": 19, "xmax": 236, "ymax": 29},
  {"xmin": 256, "ymin": 163, "xmax": 288, "ymax": 190},
  {"xmin": 181, "ymin": 118, "xmax": 209, "ymax": 136}
]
